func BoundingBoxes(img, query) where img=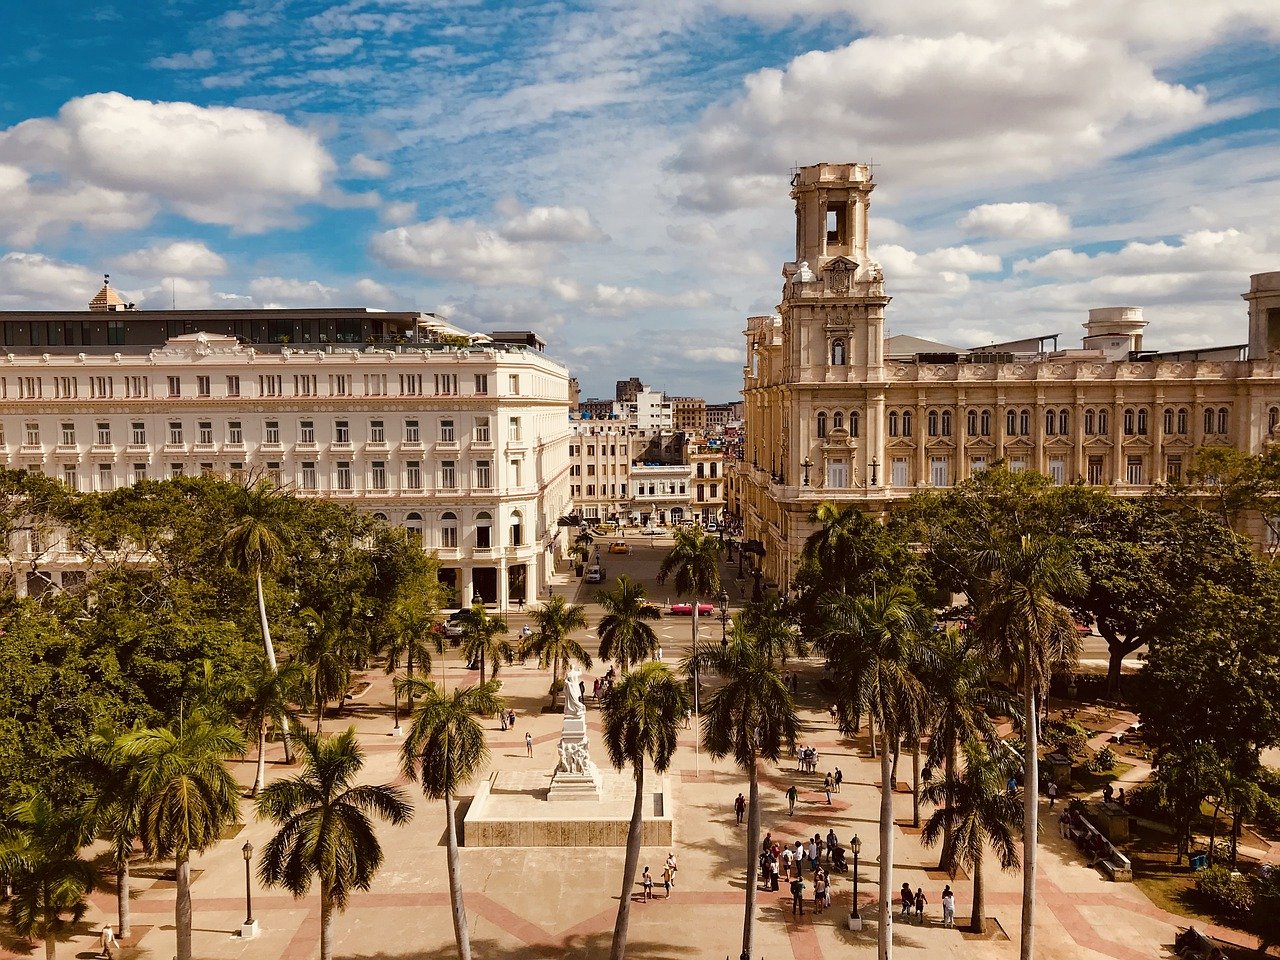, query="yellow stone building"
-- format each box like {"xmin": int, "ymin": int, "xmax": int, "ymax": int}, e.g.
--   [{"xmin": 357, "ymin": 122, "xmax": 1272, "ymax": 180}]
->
[{"xmin": 735, "ymin": 162, "xmax": 1280, "ymax": 589}]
